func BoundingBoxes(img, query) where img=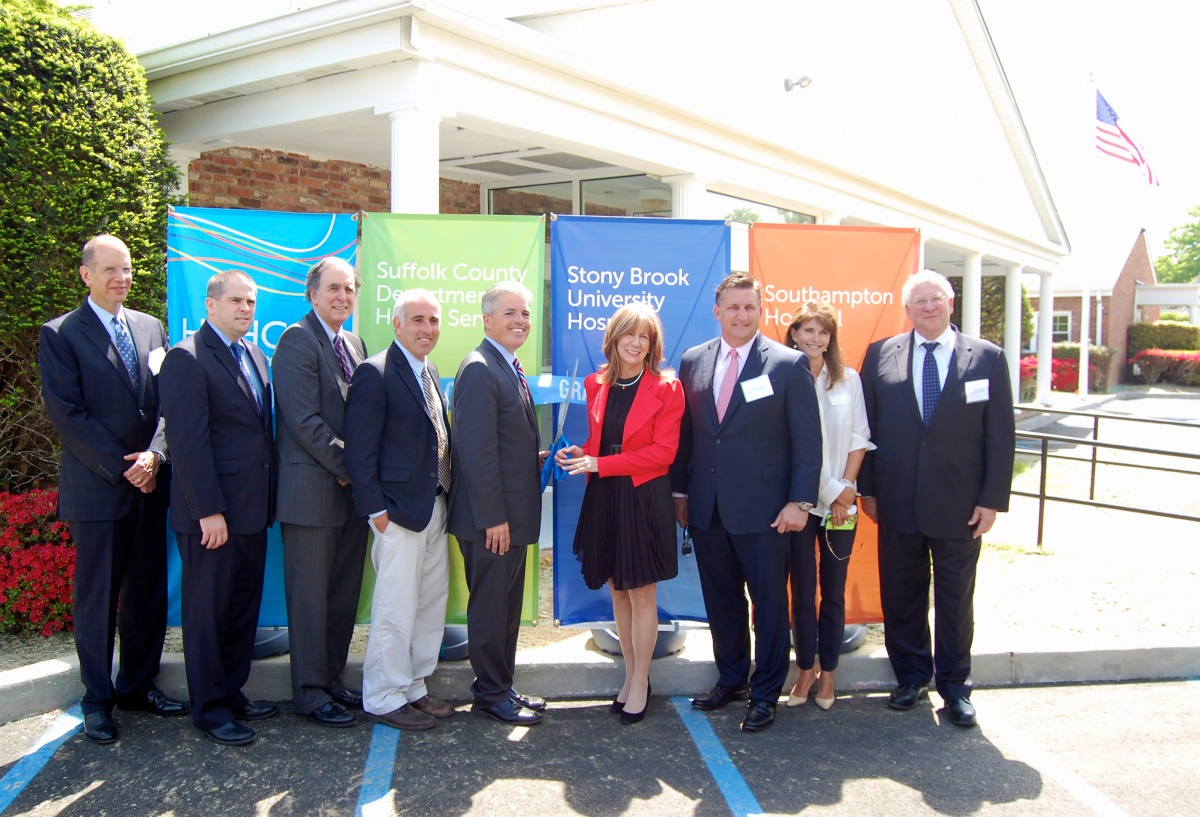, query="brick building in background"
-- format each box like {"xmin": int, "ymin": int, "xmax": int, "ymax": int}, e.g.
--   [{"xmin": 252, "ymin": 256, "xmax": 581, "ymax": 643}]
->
[
  {"xmin": 1028, "ymin": 230, "xmax": 1161, "ymax": 386},
  {"xmin": 188, "ymin": 147, "xmax": 481, "ymax": 215}
]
